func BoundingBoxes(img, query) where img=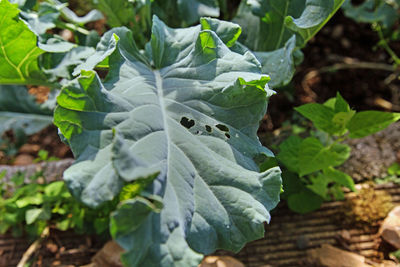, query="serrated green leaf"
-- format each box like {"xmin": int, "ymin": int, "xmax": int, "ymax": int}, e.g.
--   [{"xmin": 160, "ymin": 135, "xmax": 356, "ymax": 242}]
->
[
  {"xmin": 323, "ymin": 167, "xmax": 355, "ymax": 191},
  {"xmin": 334, "ymin": 92, "xmax": 350, "ymax": 112},
  {"xmin": 306, "ymin": 173, "xmax": 330, "ymax": 200},
  {"xmin": 348, "ymin": 111, "xmax": 400, "ymax": 138},
  {"xmin": 295, "ymin": 103, "xmax": 341, "ymax": 134},
  {"xmin": 55, "ymin": 16, "xmax": 281, "ymax": 267},
  {"xmin": 298, "ymin": 138, "xmax": 350, "ymax": 176},
  {"xmin": 0, "ymin": 0, "xmax": 46, "ymax": 85},
  {"xmin": 277, "ymin": 135, "xmax": 302, "ymax": 173}
]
